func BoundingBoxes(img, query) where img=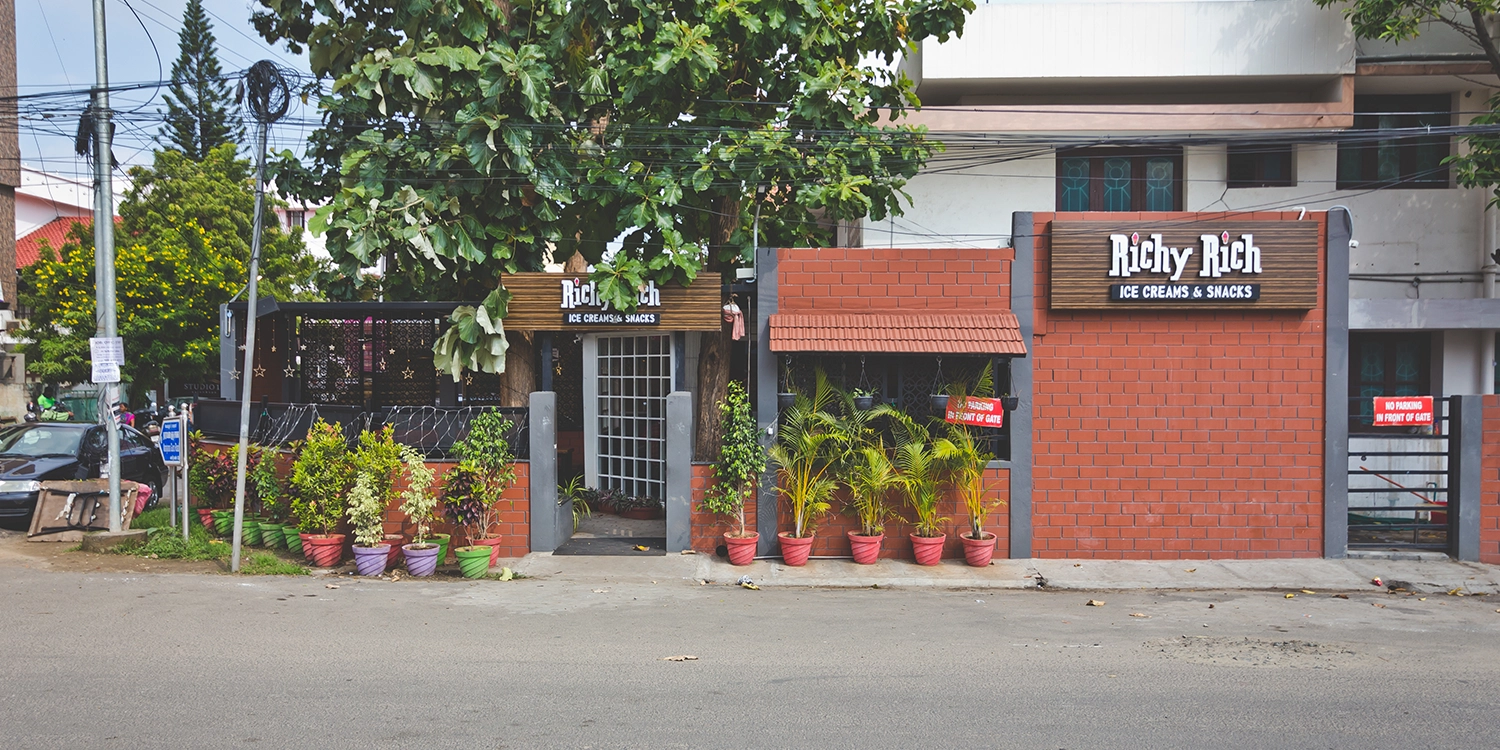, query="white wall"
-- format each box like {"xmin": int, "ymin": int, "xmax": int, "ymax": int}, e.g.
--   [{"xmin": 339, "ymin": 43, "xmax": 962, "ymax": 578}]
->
[{"xmin": 862, "ymin": 150, "xmax": 1054, "ymax": 248}]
